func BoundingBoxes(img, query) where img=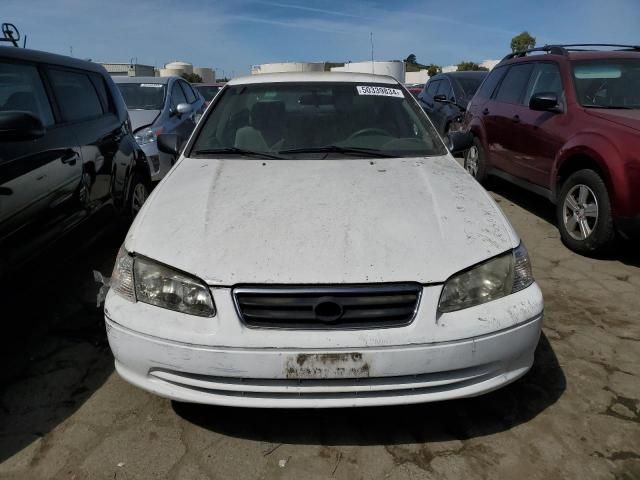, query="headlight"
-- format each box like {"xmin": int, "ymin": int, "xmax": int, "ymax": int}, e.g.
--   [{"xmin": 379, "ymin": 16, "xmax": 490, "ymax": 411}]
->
[
  {"xmin": 110, "ymin": 248, "xmax": 215, "ymax": 317},
  {"xmin": 438, "ymin": 243, "xmax": 534, "ymax": 313},
  {"xmin": 134, "ymin": 126, "xmax": 163, "ymax": 146}
]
